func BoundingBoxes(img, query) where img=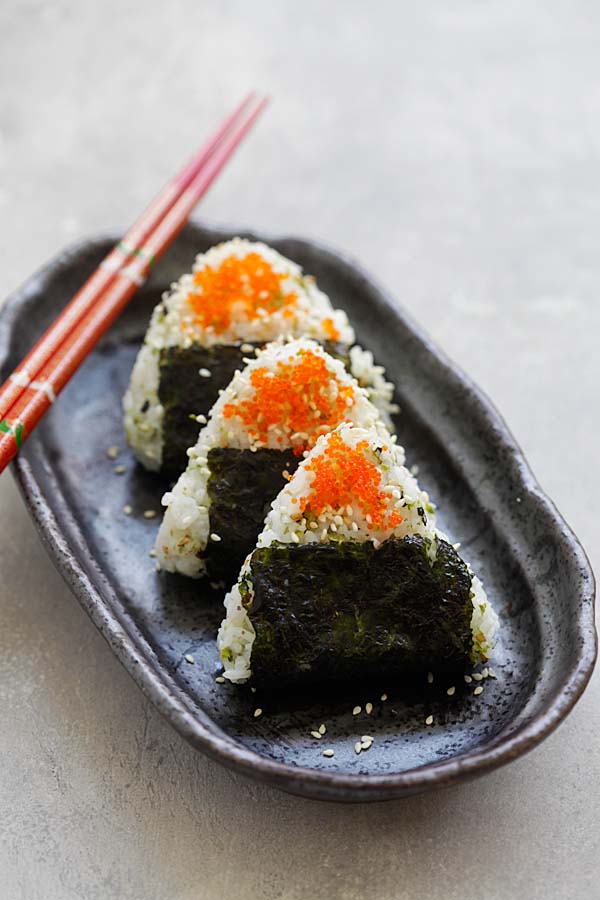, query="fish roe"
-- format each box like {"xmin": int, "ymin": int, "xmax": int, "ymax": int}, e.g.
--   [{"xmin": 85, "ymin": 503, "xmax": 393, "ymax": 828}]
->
[
  {"xmin": 221, "ymin": 349, "xmax": 355, "ymax": 453},
  {"xmin": 299, "ymin": 433, "xmax": 404, "ymax": 530},
  {"xmin": 185, "ymin": 252, "xmax": 300, "ymax": 335},
  {"xmin": 322, "ymin": 317, "xmax": 339, "ymax": 341}
]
